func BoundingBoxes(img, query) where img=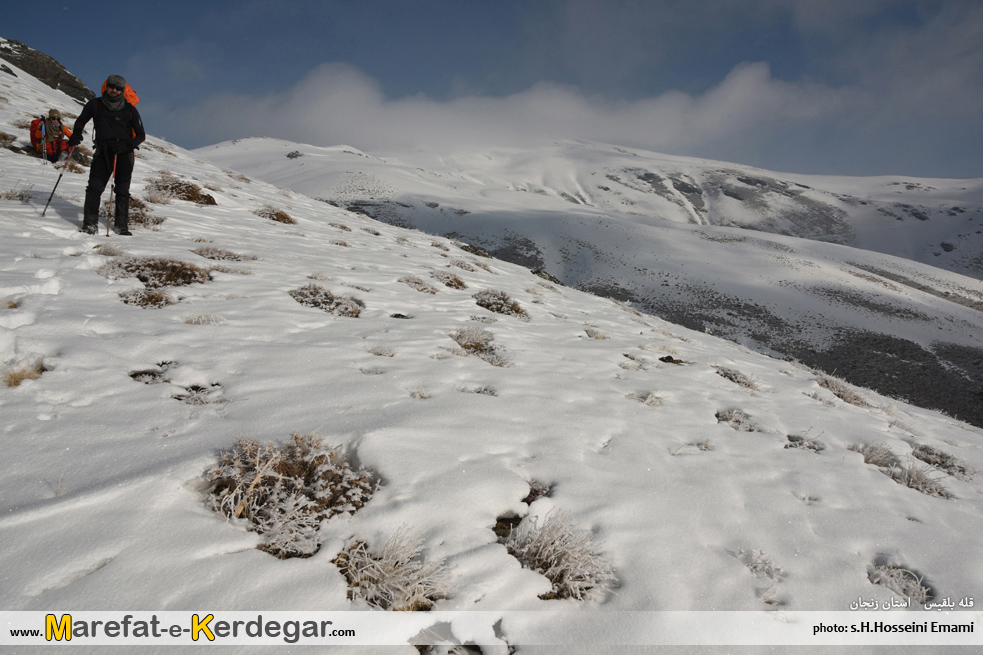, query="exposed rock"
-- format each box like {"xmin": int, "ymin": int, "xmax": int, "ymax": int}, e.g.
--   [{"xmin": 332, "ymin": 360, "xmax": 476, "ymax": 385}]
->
[{"xmin": 0, "ymin": 39, "xmax": 94, "ymax": 104}]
